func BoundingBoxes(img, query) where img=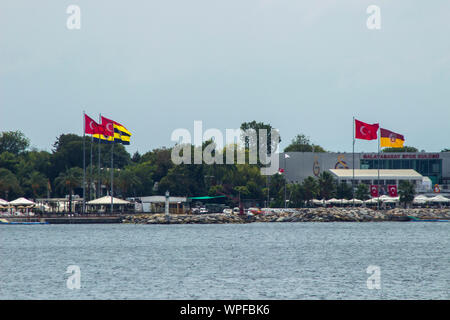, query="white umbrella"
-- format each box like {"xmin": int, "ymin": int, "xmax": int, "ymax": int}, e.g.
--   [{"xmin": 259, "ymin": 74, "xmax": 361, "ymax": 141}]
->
[
  {"xmin": 365, "ymin": 198, "xmax": 379, "ymax": 204},
  {"xmin": 312, "ymin": 199, "xmax": 325, "ymax": 205},
  {"xmin": 0, "ymin": 199, "xmax": 9, "ymax": 206},
  {"xmin": 325, "ymin": 198, "xmax": 339, "ymax": 204},
  {"xmin": 413, "ymin": 195, "xmax": 429, "ymax": 204},
  {"xmin": 349, "ymin": 198, "xmax": 364, "ymax": 204},
  {"xmin": 9, "ymin": 197, "xmax": 35, "ymax": 206},
  {"xmin": 429, "ymin": 195, "xmax": 450, "ymax": 203},
  {"xmin": 87, "ymin": 196, "xmax": 130, "ymax": 205}
]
